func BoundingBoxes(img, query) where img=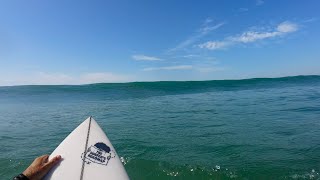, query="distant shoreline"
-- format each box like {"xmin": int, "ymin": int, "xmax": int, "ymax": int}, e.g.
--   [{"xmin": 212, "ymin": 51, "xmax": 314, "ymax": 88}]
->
[{"xmin": 1, "ymin": 74, "xmax": 319, "ymax": 87}]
